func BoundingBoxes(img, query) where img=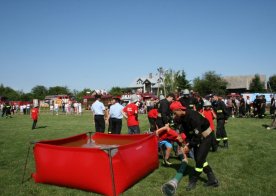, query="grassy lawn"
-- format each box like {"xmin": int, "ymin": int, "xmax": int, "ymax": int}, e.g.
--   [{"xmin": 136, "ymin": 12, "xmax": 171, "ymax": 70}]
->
[{"xmin": 0, "ymin": 110, "xmax": 275, "ymax": 196}]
